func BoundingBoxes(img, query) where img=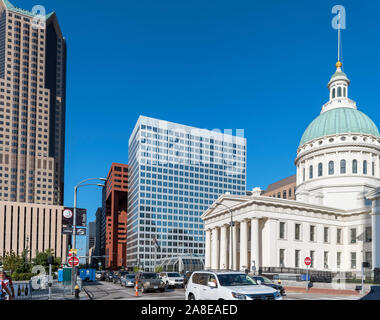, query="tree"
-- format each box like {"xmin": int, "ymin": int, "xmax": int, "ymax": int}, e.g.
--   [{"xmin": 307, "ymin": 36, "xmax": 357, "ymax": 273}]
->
[
  {"xmin": 2, "ymin": 251, "xmax": 24, "ymax": 274},
  {"xmin": 155, "ymin": 266, "xmax": 163, "ymax": 273},
  {"xmin": 32, "ymin": 249, "xmax": 61, "ymax": 273}
]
